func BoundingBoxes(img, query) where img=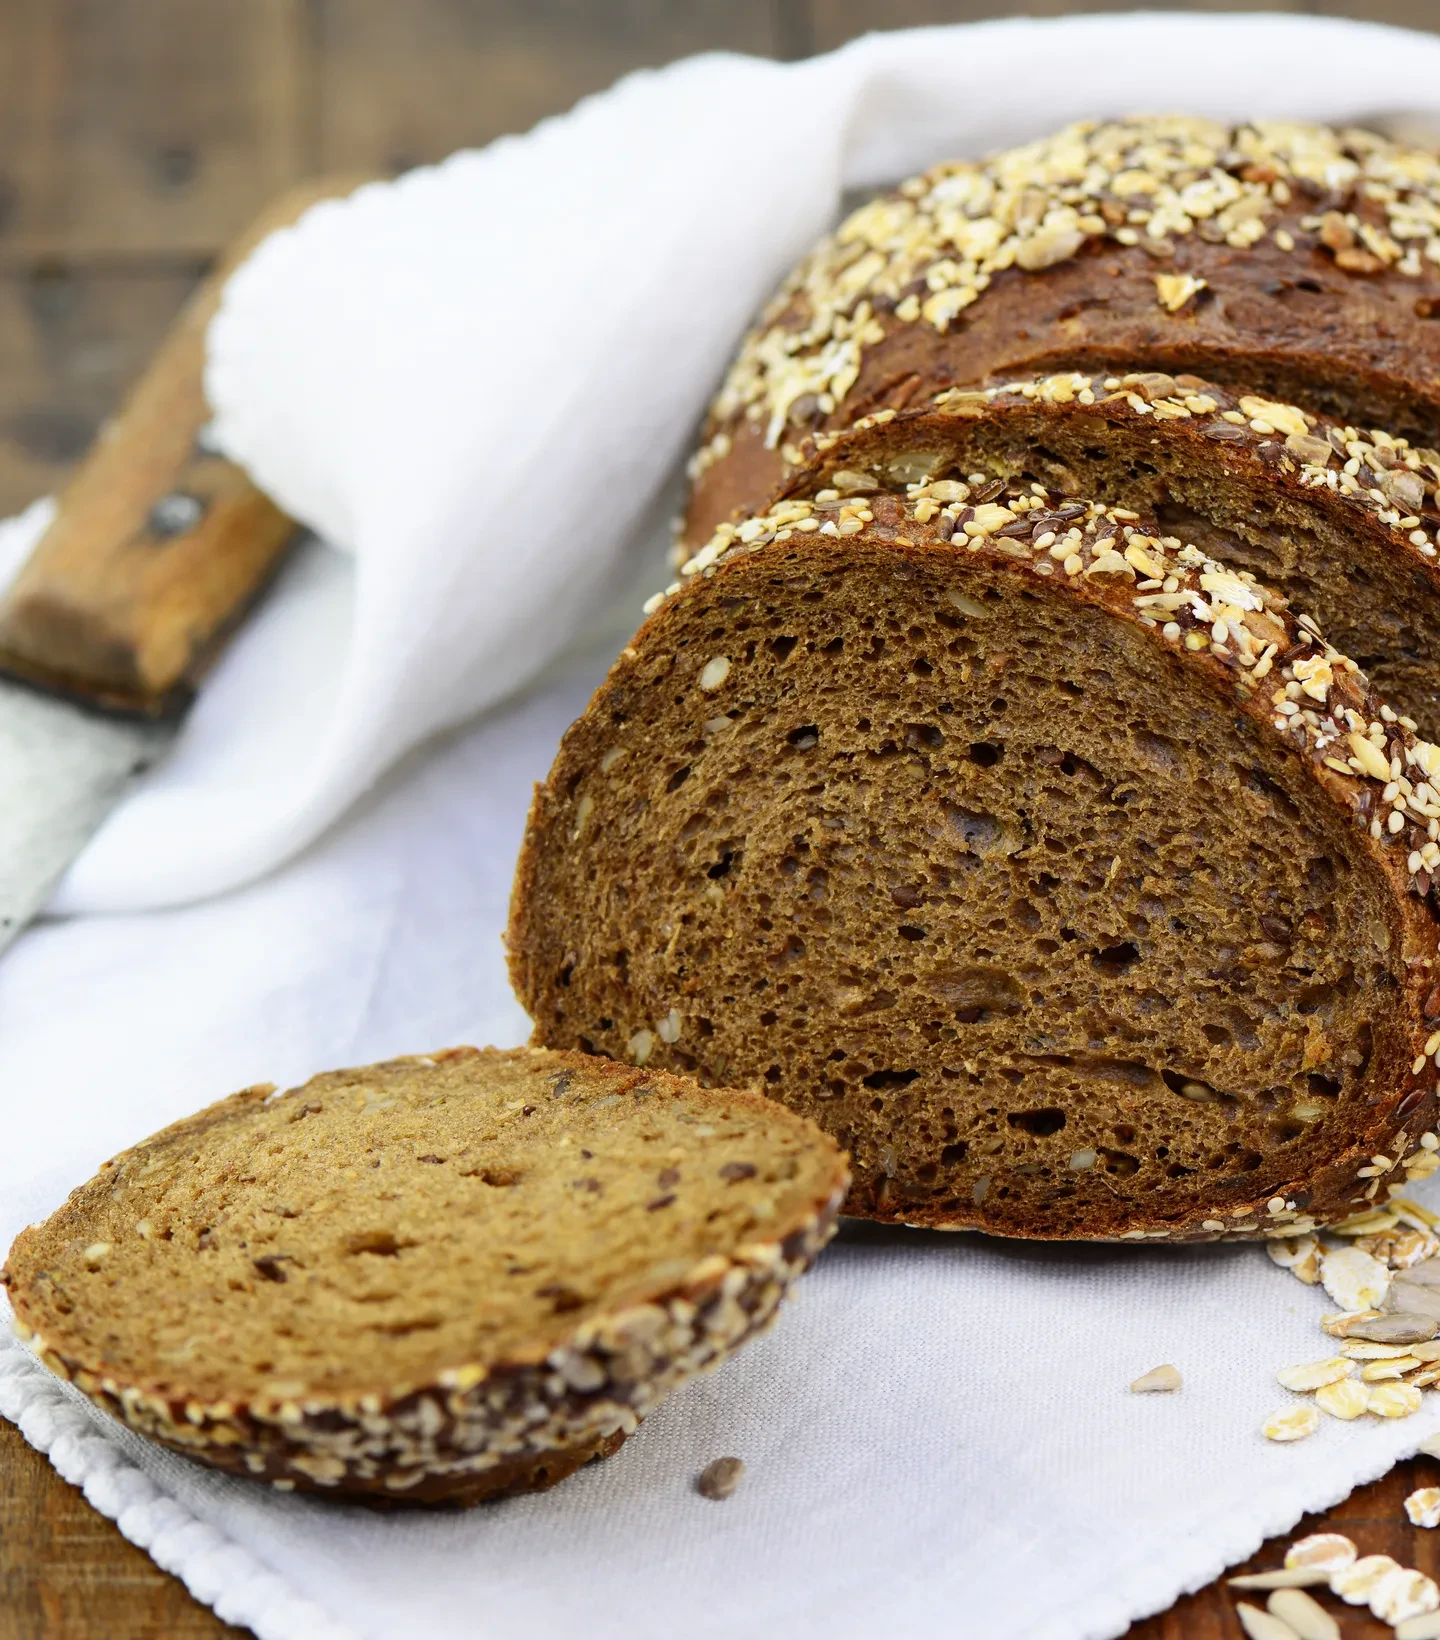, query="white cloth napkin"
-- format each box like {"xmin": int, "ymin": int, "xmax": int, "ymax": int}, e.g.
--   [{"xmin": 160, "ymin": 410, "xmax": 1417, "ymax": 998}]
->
[
  {"xmin": 12, "ymin": 12, "xmax": 1440, "ymax": 1640},
  {"xmin": 5, "ymin": 662, "xmax": 1440, "ymax": 1640},
  {"xmin": 27, "ymin": 7, "xmax": 1440, "ymax": 913}
]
